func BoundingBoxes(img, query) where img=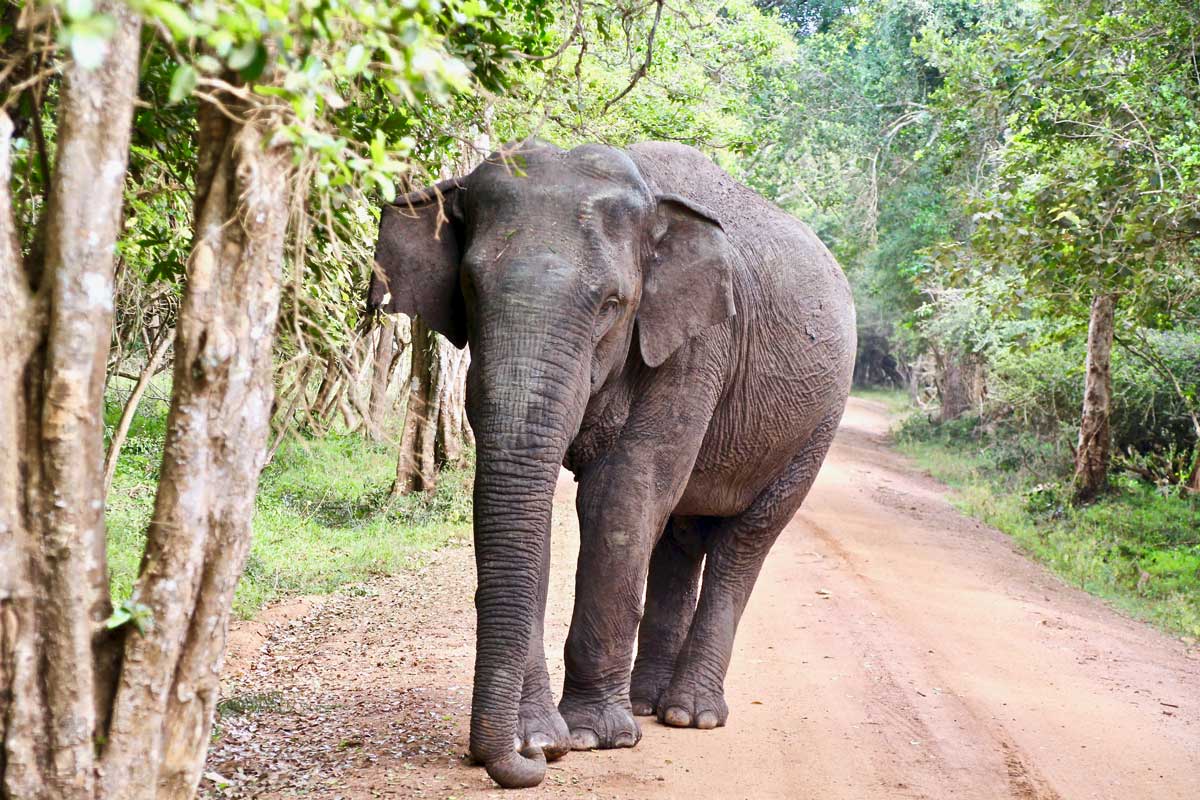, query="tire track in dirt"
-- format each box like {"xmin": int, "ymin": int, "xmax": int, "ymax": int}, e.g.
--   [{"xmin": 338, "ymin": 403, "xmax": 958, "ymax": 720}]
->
[{"xmin": 206, "ymin": 397, "xmax": 1200, "ymax": 799}]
